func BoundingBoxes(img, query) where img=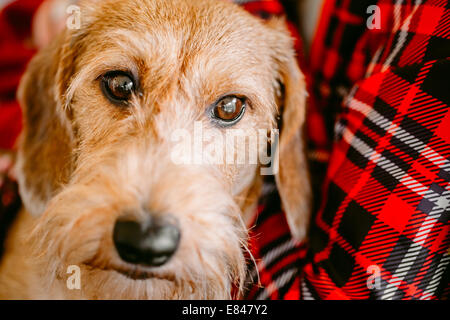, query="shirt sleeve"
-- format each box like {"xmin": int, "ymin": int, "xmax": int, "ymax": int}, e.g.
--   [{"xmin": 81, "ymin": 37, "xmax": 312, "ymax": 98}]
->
[{"xmin": 302, "ymin": 0, "xmax": 450, "ymax": 300}]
